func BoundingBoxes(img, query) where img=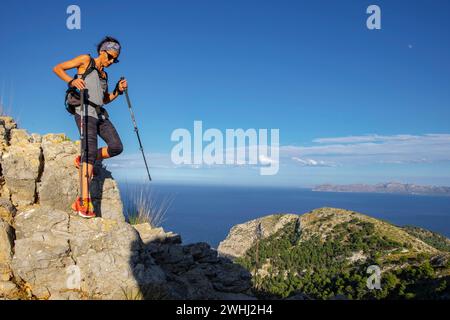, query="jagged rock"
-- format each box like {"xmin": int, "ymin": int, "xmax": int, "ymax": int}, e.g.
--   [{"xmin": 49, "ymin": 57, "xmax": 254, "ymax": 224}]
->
[
  {"xmin": 1, "ymin": 131, "xmax": 42, "ymax": 207},
  {"xmin": 0, "ymin": 198, "xmax": 16, "ymax": 225},
  {"xmin": 11, "ymin": 206, "xmax": 166, "ymax": 299},
  {"xmin": 68, "ymin": 214, "xmax": 166, "ymax": 299},
  {"xmin": 89, "ymin": 162, "xmax": 124, "ymax": 222},
  {"xmin": 430, "ymin": 255, "xmax": 448, "ymax": 268},
  {"xmin": 9, "ymin": 129, "xmax": 32, "ymax": 146},
  {"xmin": 209, "ymin": 261, "xmax": 252, "ymax": 293},
  {"xmin": 0, "ymin": 217, "xmax": 14, "ymax": 281},
  {"xmin": 11, "ymin": 207, "xmax": 72, "ymax": 299},
  {"xmin": 165, "ymin": 266, "xmax": 219, "ymax": 299},
  {"xmin": 0, "ymin": 117, "xmax": 17, "ymax": 132},
  {"xmin": 7, "ymin": 204, "xmax": 255, "ymax": 300},
  {"xmin": 0, "ymin": 280, "xmax": 19, "ymax": 298},
  {"xmin": 30, "ymin": 133, "xmax": 42, "ymax": 144},
  {"xmin": 37, "ymin": 134, "xmax": 124, "ymax": 222},
  {"xmin": 218, "ymin": 214, "xmax": 299, "ymax": 260},
  {"xmin": 145, "ymin": 239, "xmax": 253, "ymax": 299},
  {"xmin": 0, "ymin": 126, "xmax": 7, "ymax": 149},
  {"xmin": 133, "ymin": 223, "xmax": 182, "ymax": 244},
  {"xmin": 161, "ymin": 260, "xmax": 253, "ymax": 300},
  {"xmin": 151, "ymin": 244, "xmax": 195, "ymax": 274},
  {"xmin": 0, "ymin": 117, "xmax": 17, "ymax": 148},
  {"xmin": 37, "ymin": 133, "xmax": 79, "ymax": 212},
  {"xmin": 185, "ymin": 242, "xmax": 219, "ymax": 263}
]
